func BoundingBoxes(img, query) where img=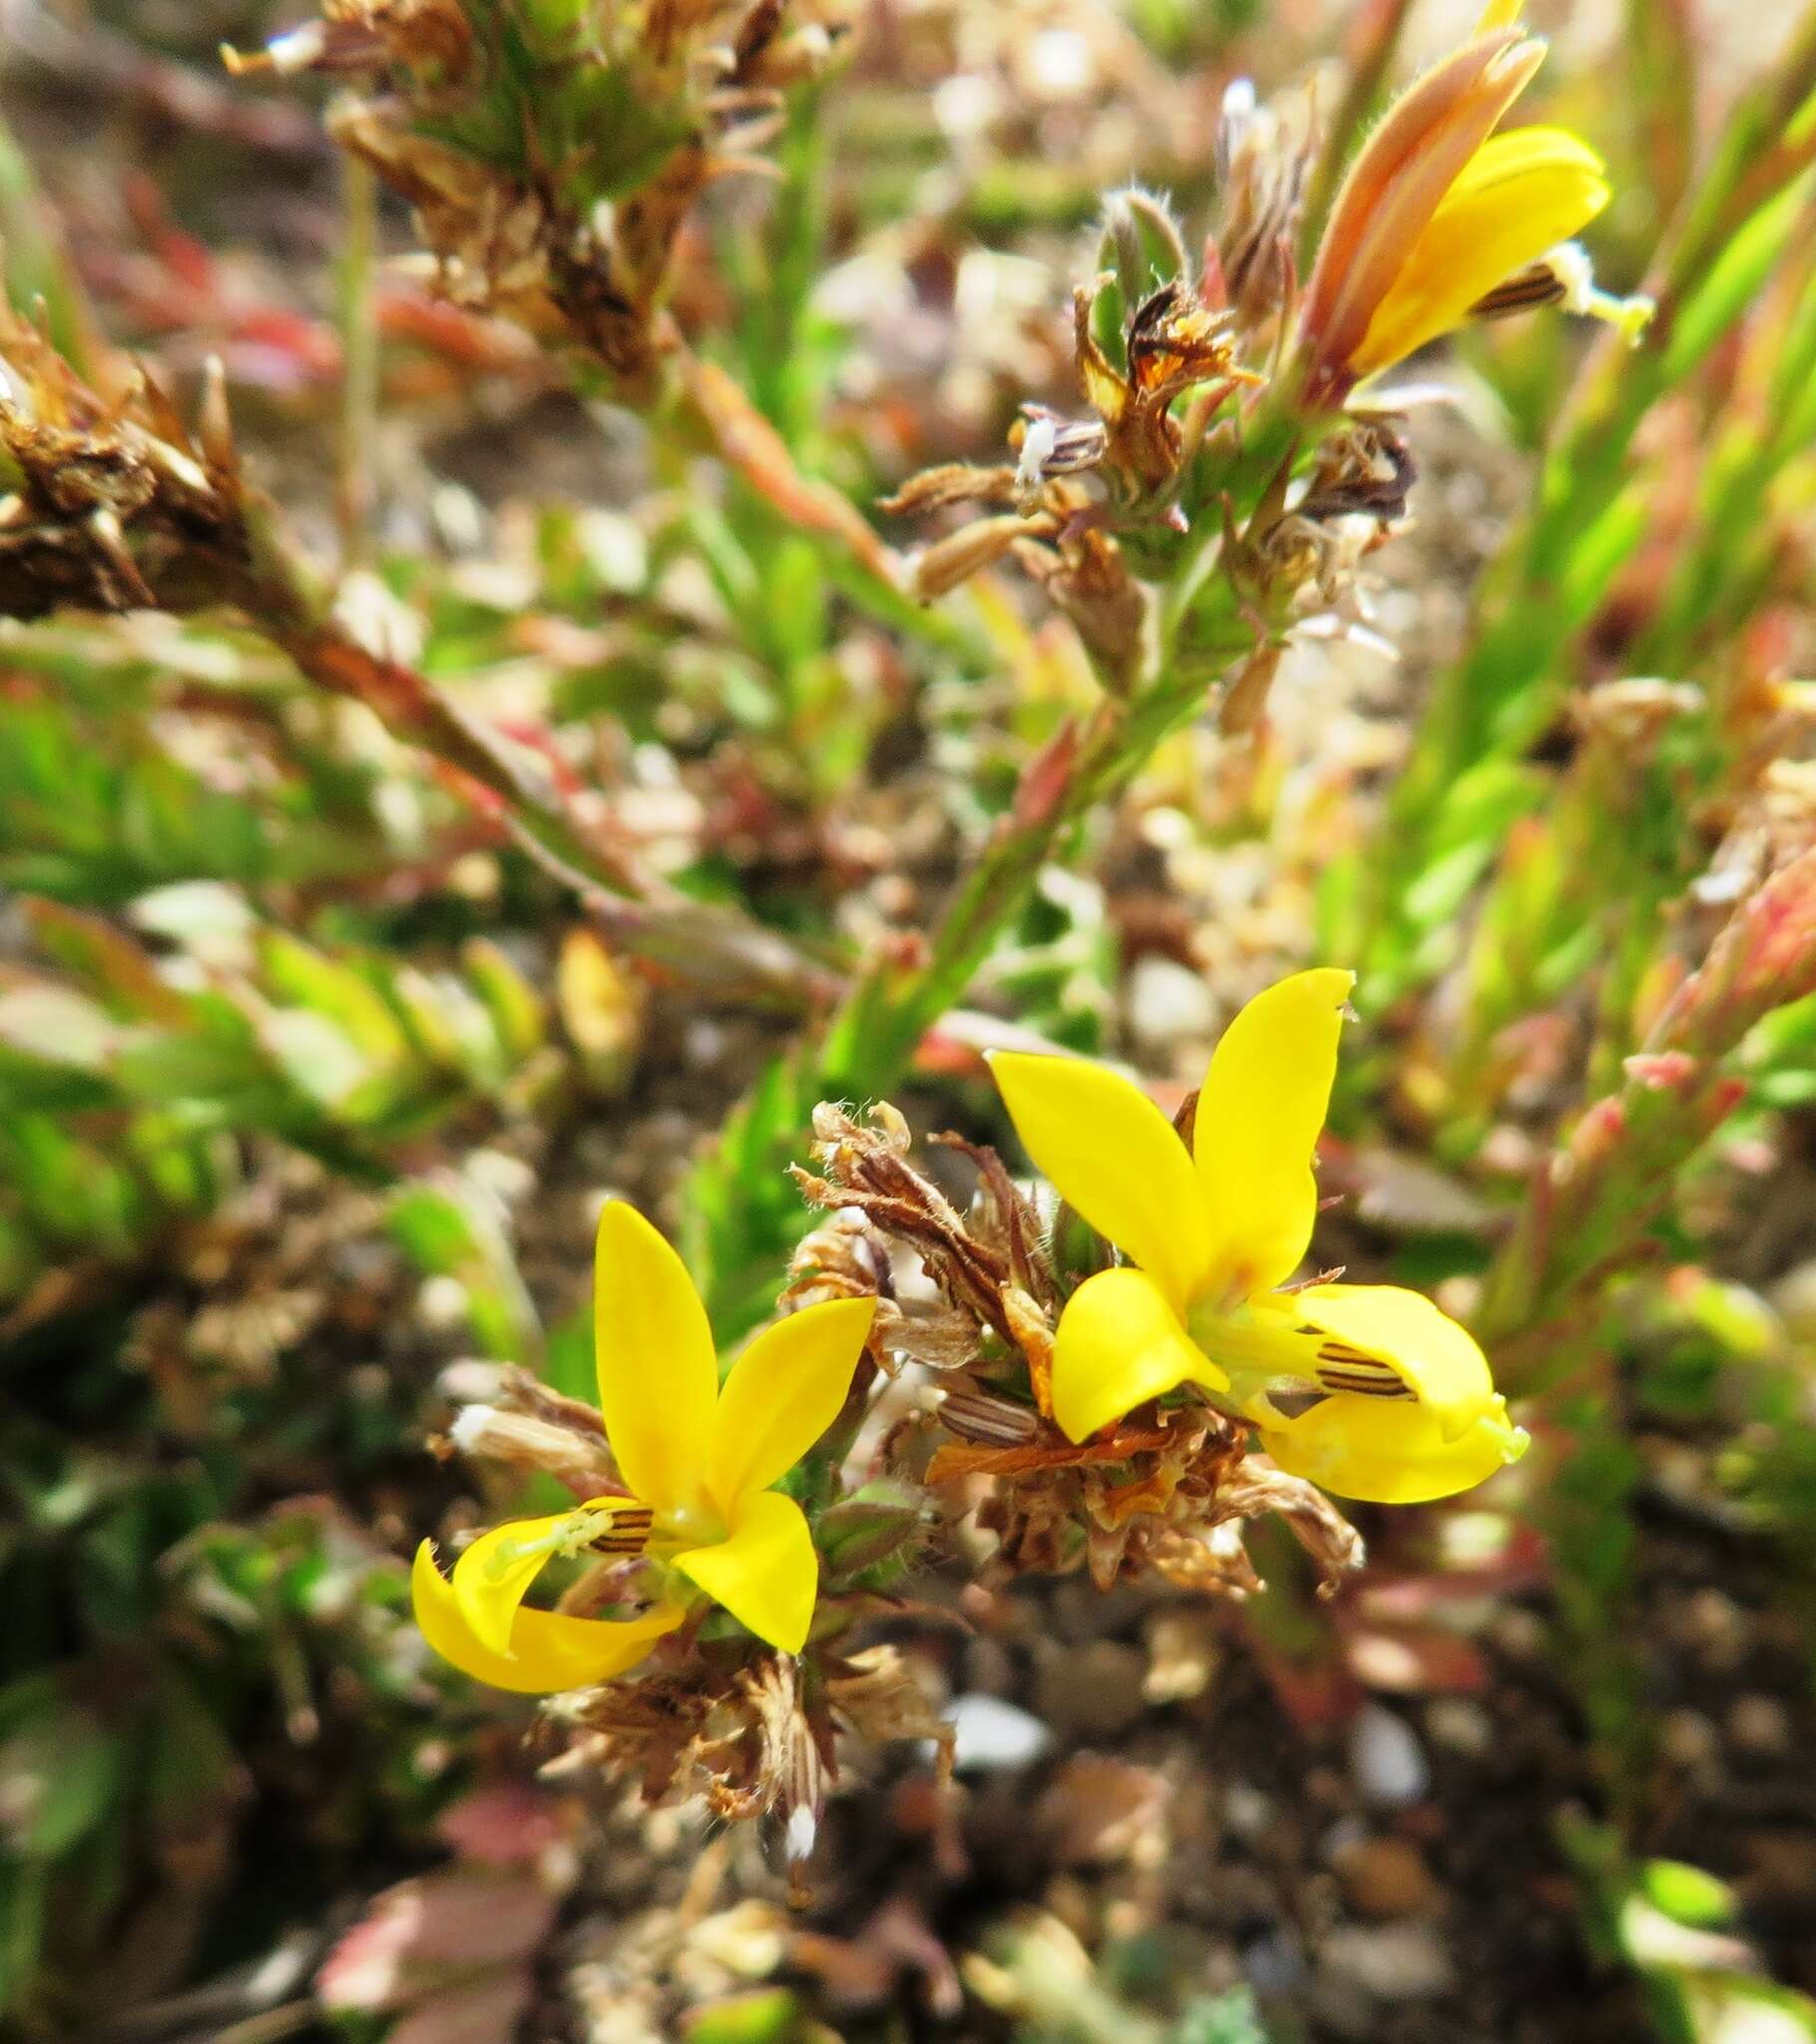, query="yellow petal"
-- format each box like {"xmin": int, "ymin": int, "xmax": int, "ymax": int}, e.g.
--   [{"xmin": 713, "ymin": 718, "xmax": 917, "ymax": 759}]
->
[
  {"xmin": 990, "ymin": 1050, "xmax": 1211, "ymax": 1310},
  {"xmin": 674, "ymin": 1488, "xmax": 820, "ymax": 1655},
  {"xmin": 451, "ymin": 1510, "xmax": 577, "ymax": 1657},
  {"xmin": 707, "ymin": 1295, "xmax": 876, "ymax": 1515},
  {"xmin": 1195, "ymin": 968, "xmax": 1354, "ymax": 1301},
  {"xmin": 595, "ymin": 1200, "xmax": 719, "ymax": 1515},
  {"xmin": 1051, "ymin": 1265, "xmax": 1226, "ymax": 1443},
  {"xmin": 1353, "ymin": 126, "xmax": 1610, "ymax": 374},
  {"xmin": 1475, "ymin": 0, "xmax": 1523, "ymax": 26},
  {"xmin": 1258, "ymin": 1395, "xmax": 1528, "ymax": 1505},
  {"xmin": 1302, "ymin": 30, "xmax": 1544, "ymax": 390},
  {"xmin": 412, "ymin": 1541, "xmax": 682, "ymax": 1695},
  {"xmin": 1292, "ymin": 1283, "xmax": 1494, "ymax": 1439}
]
